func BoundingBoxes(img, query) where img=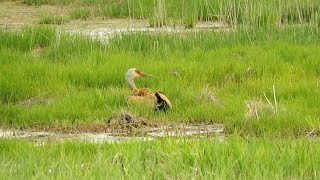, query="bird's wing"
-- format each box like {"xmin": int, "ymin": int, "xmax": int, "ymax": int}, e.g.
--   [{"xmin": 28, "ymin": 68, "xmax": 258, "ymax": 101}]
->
[
  {"xmin": 126, "ymin": 93, "xmax": 172, "ymax": 111},
  {"xmin": 157, "ymin": 93, "xmax": 173, "ymax": 108},
  {"xmin": 130, "ymin": 88, "xmax": 152, "ymax": 96},
  {"xmin": 126, "ymin": 94, "xmax": 157, "ymax": 107}
]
